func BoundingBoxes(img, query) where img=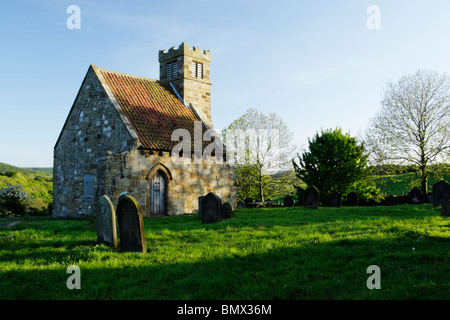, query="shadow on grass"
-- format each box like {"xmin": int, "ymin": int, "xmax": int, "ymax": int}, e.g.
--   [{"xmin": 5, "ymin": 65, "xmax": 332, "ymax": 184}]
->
[
  {"xmin": 1, "ymin": 205, "xmax": 448, "ymax": 299},
  {"xmin": 1, "ymin": 230, "xmax": 448, "ymax": 300}
]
